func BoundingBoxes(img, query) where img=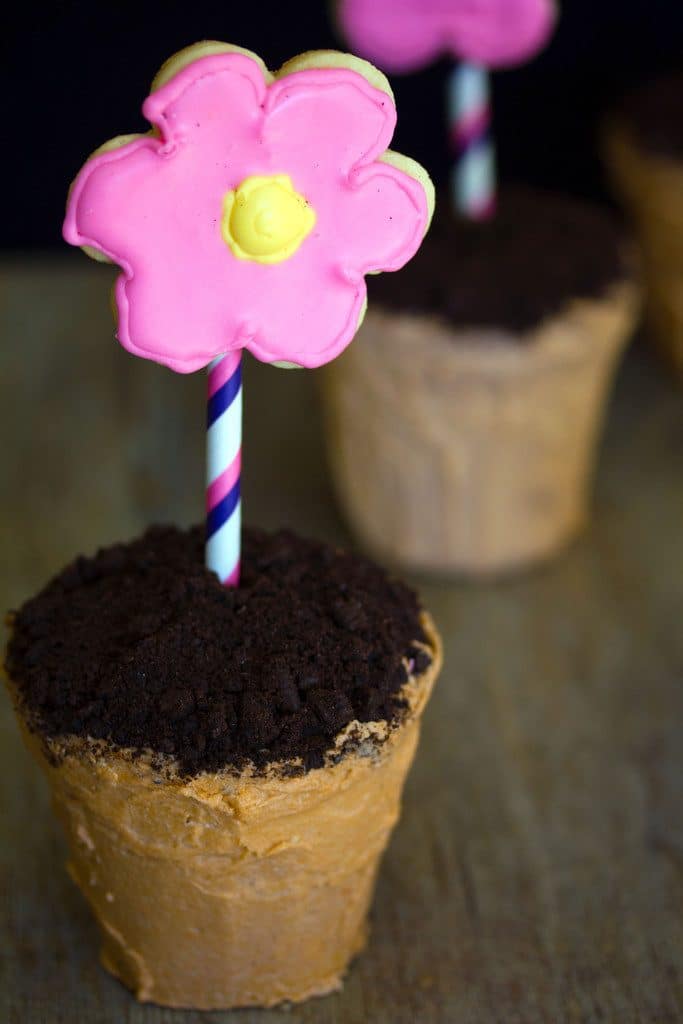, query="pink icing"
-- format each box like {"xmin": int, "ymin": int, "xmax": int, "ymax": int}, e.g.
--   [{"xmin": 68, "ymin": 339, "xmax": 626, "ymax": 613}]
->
[
  {"xmin": 63, "ymin": 51, "xmax": 430, "ymax": 372},
  {"xmin": 338, "ymin": 0, "xmax": 556, "ymax": 73}
]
